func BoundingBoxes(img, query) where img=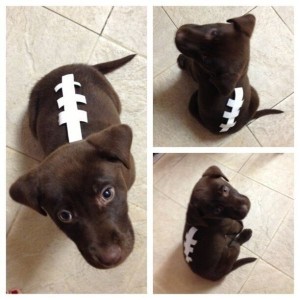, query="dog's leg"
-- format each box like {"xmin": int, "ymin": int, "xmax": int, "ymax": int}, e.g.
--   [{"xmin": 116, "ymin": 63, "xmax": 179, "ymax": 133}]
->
[
  {"xmin": 177, "ymin": 54, "xmax": 200, "ymax": 80},
  {"xmin": 208, "ymin": 243, "xmax": 241, "ymax": 281},
  {"xmin": 229, "ymin": 229, "xmax": 256, "ymax": 272},
  {"xmin": 177, "ymin": 54, "xmax": 190, "ymax": 70},
  {"xmin": 235, "ymin": 228, "xmax": 252, "ymax": 245}
]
